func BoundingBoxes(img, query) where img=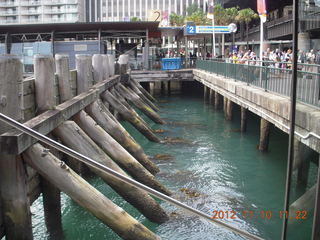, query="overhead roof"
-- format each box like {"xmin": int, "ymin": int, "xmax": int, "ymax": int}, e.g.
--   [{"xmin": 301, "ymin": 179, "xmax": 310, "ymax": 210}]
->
[{"xmin": 0, "ymin": 21, "xmax": 160, "ymax": 35}]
